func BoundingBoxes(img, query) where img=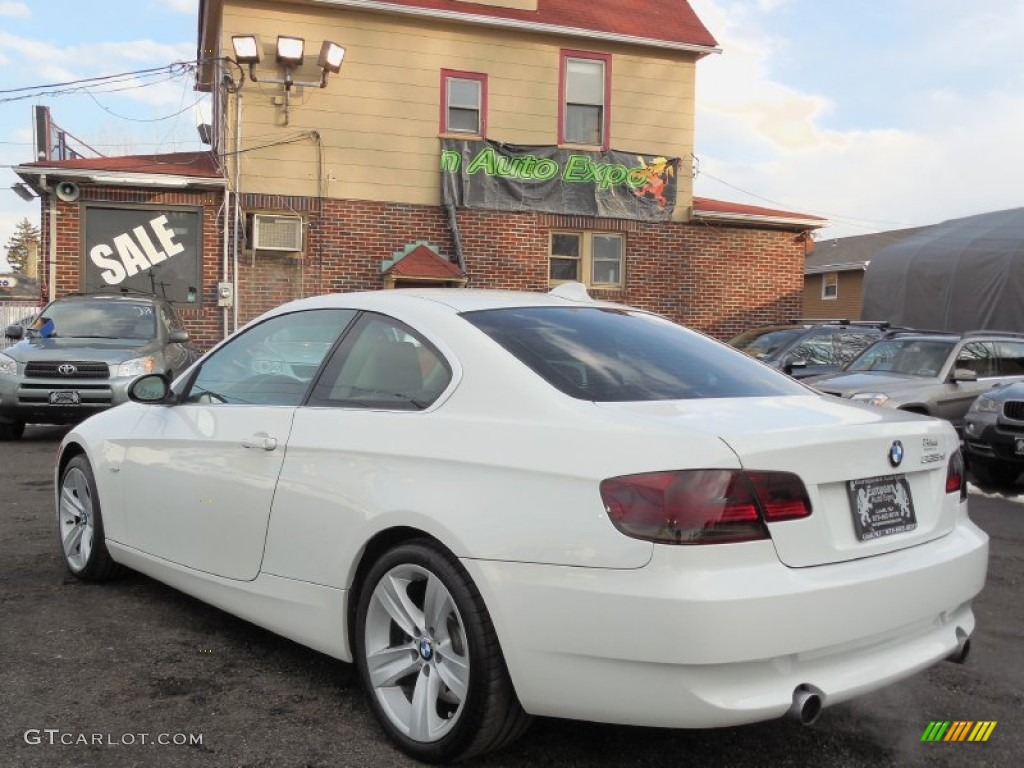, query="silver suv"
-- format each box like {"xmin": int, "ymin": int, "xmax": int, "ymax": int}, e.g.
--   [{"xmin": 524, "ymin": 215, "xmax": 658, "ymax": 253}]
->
[
  {"xmin": 807, "ymin": 330, "xmax": 1024, "ymax": 434},
  {"xmin": 0, "ymin": 292, "xmax": 200, "ymax": 440}
]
